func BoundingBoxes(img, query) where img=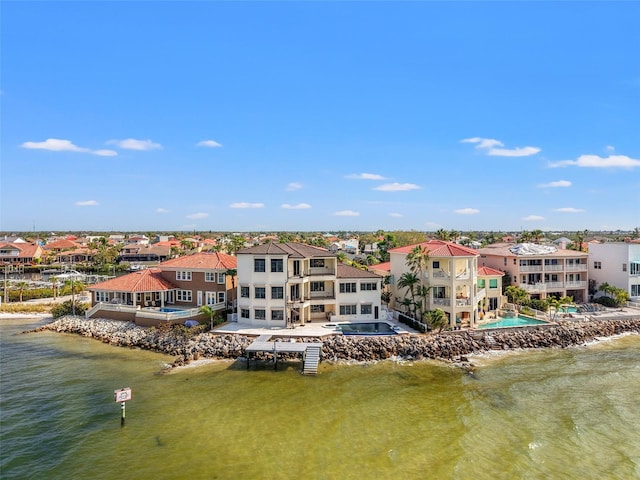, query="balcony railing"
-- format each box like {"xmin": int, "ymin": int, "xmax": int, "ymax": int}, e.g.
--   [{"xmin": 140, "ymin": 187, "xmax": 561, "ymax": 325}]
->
[
  {"xmin": 544, "ymin": 264, "xmax": 564, "ymax": 271},
  {"xmin": 308, "ymin": 267, "xmax": 335, "ymax": 276},
  {"xmin": 545, "ymin": 281, "xmax": 564, "ymax": 289},
  {"xmin": 433, "ymin": 271, "xmax": 450, "ymax": 278},
  {"xmin": 456, "ymin": 298, "xmax": 471, "ymax": 306},
  {"xmin": 565, "ymin": 264, "xmax": 587, "ymax": 271},
  {"xmin": 309, "ymin": 291, "xmax": 335, "ymax": 299},
  {"xmin": 519, "ymin": 265, "xmax": 543, "ymax": 272},
  {"xmin": 475, "ymin": 288, "xmax": 486, "ymax": 303},
  {"xmin": 565, "ymin": 281, "xmax": 587, "ymax": 288},
  {"xmin": 520, "ymin": 283, "xmax": 546, "ymax": 293},
  {"xmin": 432, "ymin": 298, "xmax": 451, "ymax": 306}
]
